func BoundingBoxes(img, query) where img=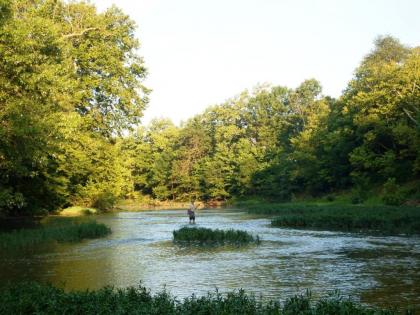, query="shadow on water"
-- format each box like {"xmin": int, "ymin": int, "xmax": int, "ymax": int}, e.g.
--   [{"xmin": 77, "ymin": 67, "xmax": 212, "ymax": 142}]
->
[
  {"xmin": 0, "ymin": 209, "xmax": 419, "ymax": 311},
  {"xmin": 341, "ymin": 246, "xmax": 420, "ymax": 310},
  {"xmin": 0, "ymin": 217, "xmax": 41, "ymax": 232}
]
